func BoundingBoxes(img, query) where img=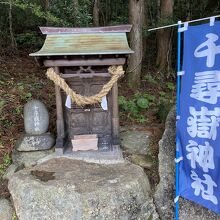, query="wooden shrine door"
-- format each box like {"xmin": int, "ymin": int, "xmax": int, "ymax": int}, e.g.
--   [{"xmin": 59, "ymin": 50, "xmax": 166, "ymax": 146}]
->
[{"xmin": 62, "ymin": 76, "xmax": 113, "ymax": 150}]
